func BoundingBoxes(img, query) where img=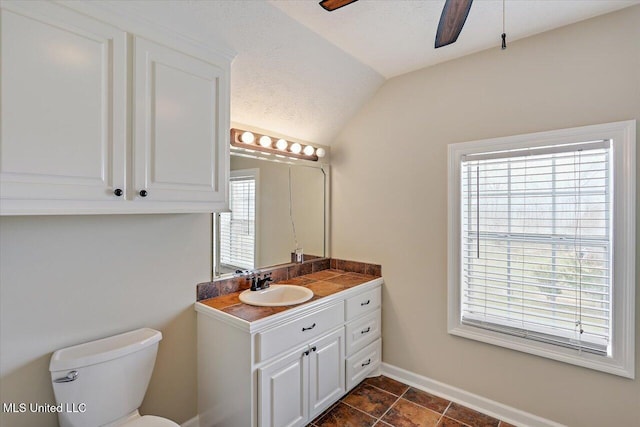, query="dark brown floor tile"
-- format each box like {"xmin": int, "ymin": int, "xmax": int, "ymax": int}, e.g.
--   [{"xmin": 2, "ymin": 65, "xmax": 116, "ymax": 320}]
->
[
  {"xmin": 364, "ymin": 375, "xmax": 410, "ymax": 396},
  {"xmin": 310, "ymin": 402, "xmax": 339, "ymax": 425},
  {"xmin": 373, "ymin": 422, "xmax": 393, "ymax": 427},
  {"xmin": 381, "ymin": 398, "xmax": 441, "ymax": 427},
  {"xmin": 342, "ymin": 383, "xmax": 398, "ymax": 418},
  {"xmin": 445, "ymin": 403, "xmax": 499, "ymax": 427},
  {"xmin": 437, "ymin": 416, "xmax": 467, "ymax": 427},
  {"xmin": 498, "ymin": 422, "xmax": 517, "ymax": 427},
  {"xmin": 315, "ymin": 402, "xmax": 377, "ymax": 427},
  {"xmin": 403, "ymin": 388, "xmax": 450, "ymax": 413}
]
